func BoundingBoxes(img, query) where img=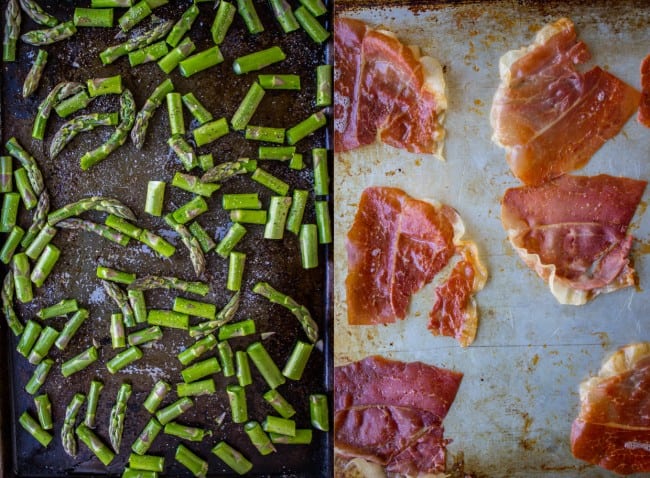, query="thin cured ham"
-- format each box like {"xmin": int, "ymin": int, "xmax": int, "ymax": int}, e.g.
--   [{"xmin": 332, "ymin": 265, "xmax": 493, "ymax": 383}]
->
[
  {"xmin": 334, "ymin": 356, "xmax": 462, "ymax": 475},
  {"xmin": 638, "ymin": 54, "xmax": 650, "ymax": 127},
  {"xmin": 501, "ymin": 174, "xmax": 647, "ymax": 305},
  {"xmin": 571, "ymin": 343, "xmax": 650, "ymax": 474},
  {"xmin": 346, "ymin": 187, "xmax": 486, "ymax": 346},
  {"xmin": 491, "ymin": 18, "xmax": 640, "ymax": 185},
  {"xmin": 334, "ymin": 17, "xmax": 447, "ymax": 156}
]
